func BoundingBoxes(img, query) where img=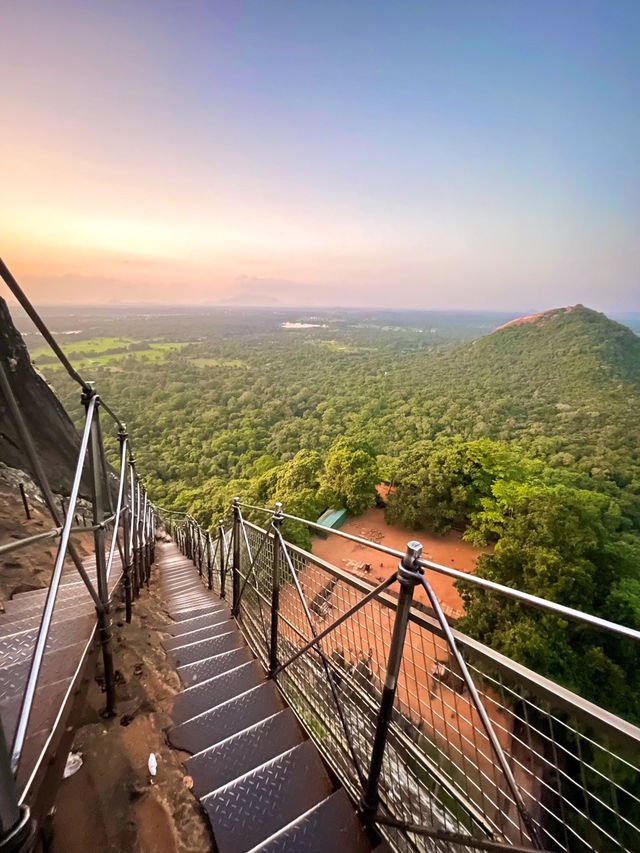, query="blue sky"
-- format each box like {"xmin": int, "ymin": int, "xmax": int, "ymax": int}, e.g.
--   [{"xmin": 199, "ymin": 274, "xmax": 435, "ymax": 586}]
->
[{"xmin": 1, "ymin": 1, "xmax": 638, "ymax": 309}]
